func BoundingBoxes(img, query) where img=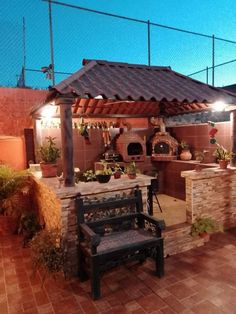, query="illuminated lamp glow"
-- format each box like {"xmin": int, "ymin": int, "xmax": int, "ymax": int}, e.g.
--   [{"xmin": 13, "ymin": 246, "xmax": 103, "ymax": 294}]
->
[
  {"xmin": 41, "ymin": 105, "xmax": 56, "ymax": 117},
  {"xmin": 212, "ymin": 101, "xmax": 227, "ymax": 112}
]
